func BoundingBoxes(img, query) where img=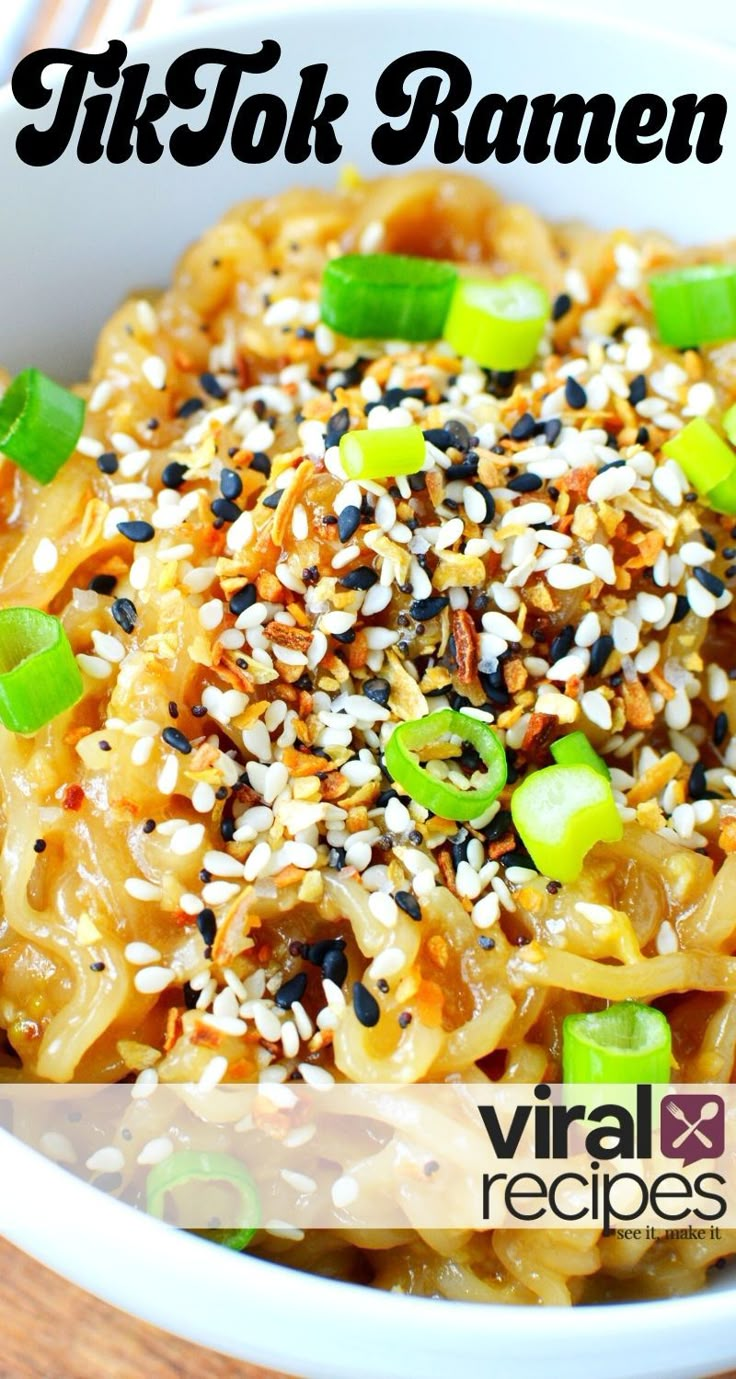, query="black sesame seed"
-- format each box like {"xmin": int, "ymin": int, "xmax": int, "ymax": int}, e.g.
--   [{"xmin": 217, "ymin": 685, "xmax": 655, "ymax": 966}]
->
[
  {"xmin": 565, "ymin": 376, "xmax": 587, "ymax": 409},
  {"xmin": 700, "ymin": 529, "xmax": 717, "ymax": 552},
  {"xmin": 508, "ymin": 472, "xmax": 543, "ymax": 493},
  {"xmin": 162, "ymin": 726, "xmax": 192, "ymax": 754},
  {"xmin": 671, "ymin": 593, "xmax": 690, "ymax": 624},
  {"xmin": 89, "ymin": 961, "xmax": 106, "ymax": 973},
  {"xmin": 321, "ymin": 948, "xmax": 348, "ymax": 986},
  {"xmin": 176, "ymin": 397, "xmax": 204, "ymax": 419},
  {"xmin": 211, "ymin": 497, "xmax": 241, "ymax": 523},
  {"xmin": 714, "ymin": 711, "xmax": 729, "ymax": 747},
  {"xmin": 324, "ymin": 407, "xmax": 351, "ymax": 450},
  {"xmin": 353, "ymin": 980, "xmax": 380, "ymax": 1028},
  {"xmin": 684, "ymin": 491, "xmax": 698, "ymax": 503},
  {"xmin": 398, "ymin": 1011, "xmax": 412, "ymax": 1028},
  {"xmin": 328, "ymin": 845, "xmax": 347, "ymax": 870},
  {"xmin": 96, "ymin": 452, "xmax": 118, "ymax": 474},
  {"xmin": 262, "ymin": 490, "xmax": 282, "ymax": 509},
  {"xmin": 510, "ymin": 412, "xmax": 537, "ymax": 442},
  {"xmin": 694, "ymin": 566, "xmax": 725, "ymax": 598},
  {"xmin": 220, "ymin": 816, "xmax": 235, "ymax": 843},
  {"xmin": 161, "ymin": 460, "xmax": 188, "ymax": 489},
  {"xmin": 723, "ymin": 547, "xmax": 736, "ymax": 560},
  {"xmin": 444, "ymin": 456, "xmax": 480, "ymax": 482},
  {"xmin": 395, "ymin": 890, "xmax": 421, "ymax": 921},
  {"xmin": 628, "ymin": 374, "xmax": 647, "ymax": 406},
  {"xmin": 215, "ymin": 785, "xmax": 228, "ymax": 799},
  {"xmin": 33, "ymin": 838, "xmax": 46, "ymax": 853},
  {"xmin": 635, "ymin": 426, "xmax": 650, "ymax": 446},
  {"xmin": 228, "ymin": 587, "xmax": 257, "ymax": 621},
  {"xmin": 275, "ymin": 972, "xmax": 308, "ymax": 1009},
  {"xmin": 110, "ymin": 597, "xmax": 138, "ymax": 634},
  {"xmin": 549, "ymin": 624, "xmax": 575, "ymax": 663},
  {"xmin": 552, "ymin": 292, "xmax": 572, "ymax": 322},
  {"xmin": 478, "ymin": 934, "xmax": 496, "ymax": 950},
  {"xmin": 474, "ymin": 483, "xmax": 495, "ymax": 523},
  {"xmin": 196, "ymin": 908, "xmax": 217, "ymax": 946},
  {"xmin": 481, "ymin": 808, "xmax": 512, "ymax": 841},
  {"xmin": 98, "ymin": 740, "xmax": 111, "ymax": 752},
  {"xmin": 89, "ymin": 573, "xmax": 117, "ymax": 596},
  {"xmin": 409, "ymin": 595, "xmax": 449, "ymax": 621},
  {"xmin": 304, "ymin": 937, "xmax": 347, "ymax": 966},
  {"xmin": 422, "ymin": 427, "xmax": 455, "ymax": 452},
  {"xmin": 168, "ymin": 701, "xmax": 179, "ymax": 719},
  {"xmin": 727, "ymin": 566, "xmax": 736, "ymax": 580},
  {"xmin": 339, "ymin": 566, "xmax": 379, "ymax": 591},
  {"xmin": 183, "ymin": 981, "xmax": 199, "ymax": 1010},
  {"xmin": 199, "ymin": 870, "xmax": 212, "ymax": 885},
  {"xmin": 332, "ymin": 629, "xmax": 356, "ymax": 644},
  {"xmin": 337, "ymin": 504, "xmax": 361, "ymax": 542},
  {"xmin": 142, "ymin": 818, "xmax": 156, "ymax": 834},
  {"xmin": 589, "ymin": 634, "xmax": 614, "ymax": 677},
  {"xmin": 191, "ymin": 704, "xmax": 207, "ymax": 718},
  {"xmin": 689, "ymin": 761, "xmax": 707, "ymax": 800},
  {"xmin": 250, "ymin": 452, "xmax": 271, "ymax": 477},
  {"xmin": 544, "ymin": 418, "xmax": 563, "ymax": 445},
  {"xmin": 199, "ymin": 371, "xmax": 226, "ymax": 400},
  {"xmin": 219, "ymin": 468, "xmax": 243, "ymax": 501},
  {"xmin": 364, "ymin": 678, "xmax": 390, "ymax": 706},
  {"xmin": 117, "ymin": 520, "xmax": 154, "ymax": 543}
]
